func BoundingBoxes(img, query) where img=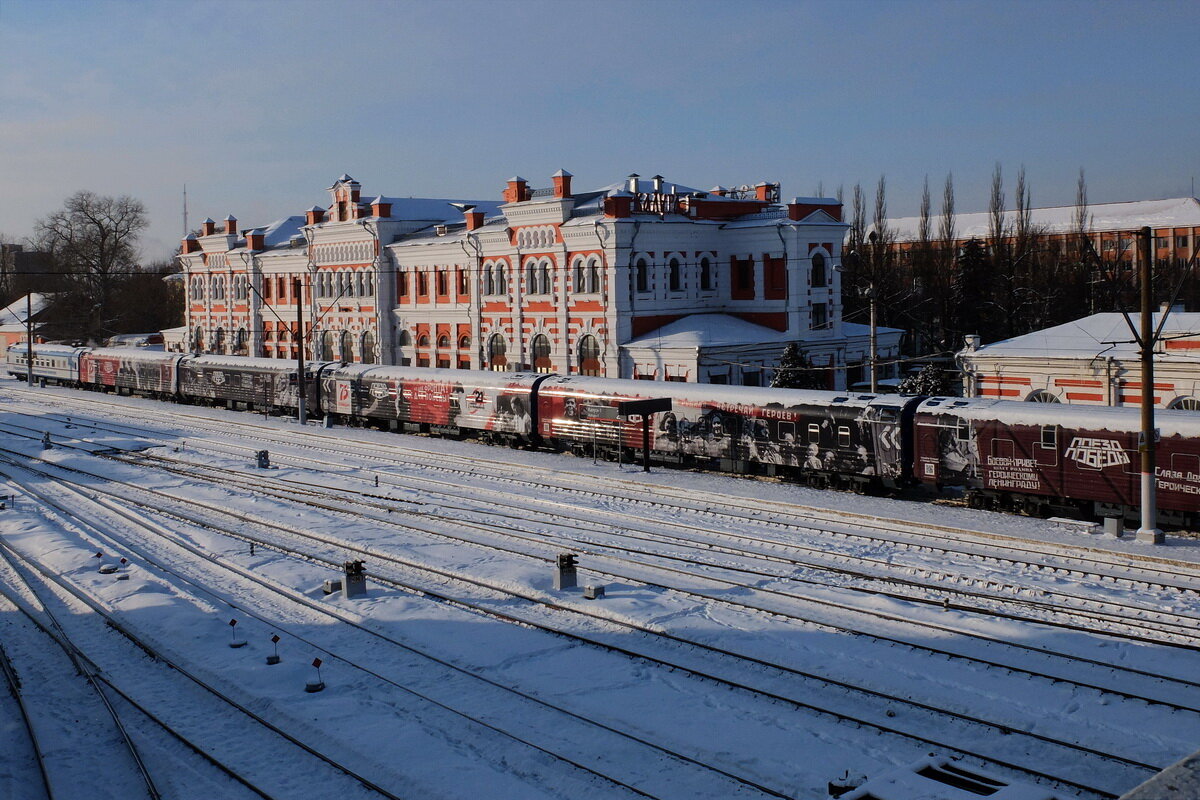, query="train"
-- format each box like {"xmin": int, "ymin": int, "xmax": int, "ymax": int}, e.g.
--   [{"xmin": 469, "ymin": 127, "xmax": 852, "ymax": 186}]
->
[{"xmin": 8, "ymin": 343, "xmax": 1200, "ymax": 529}]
